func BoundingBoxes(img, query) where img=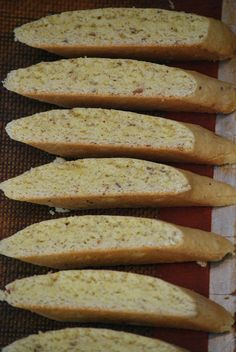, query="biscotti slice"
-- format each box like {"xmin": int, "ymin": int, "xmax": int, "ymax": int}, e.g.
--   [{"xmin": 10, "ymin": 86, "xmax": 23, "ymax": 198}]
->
[
  {"xmin": 14, "ymin": 8, "xmax": 236, "ymax": 61},
  {"xmin": 6, "ymin": 108, "xmax": 236, "ymax": 164},
  {"xmin": 2, "ymin": 328, "xmax": 188, "ymax": 352},
  {"xmin": 0, "ymin": 215, "xmax": 233, "ymax": 269},
  {"xmin": 4, "ymin": 58, "xmax": 236, "ymax": 113},
  {"xmin": 0, "ymin": 270, "xmax": 233, "ymax": 332},
  {"xmin": 1, "ymin": 158, "xmax": 236, "ymax": 209}
]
